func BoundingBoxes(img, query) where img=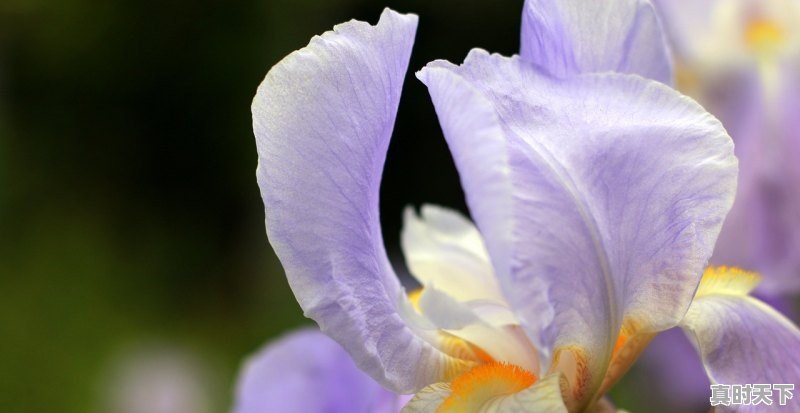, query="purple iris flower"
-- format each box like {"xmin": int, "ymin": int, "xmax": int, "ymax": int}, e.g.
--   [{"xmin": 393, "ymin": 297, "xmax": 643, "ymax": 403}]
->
[
  {"xmin": 241, "ymin": 0, "xmax": 800, "ymax": 411},
  {"xmin": 232, "ymin": 329, "xmax": 409, "ymax": 413}
]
